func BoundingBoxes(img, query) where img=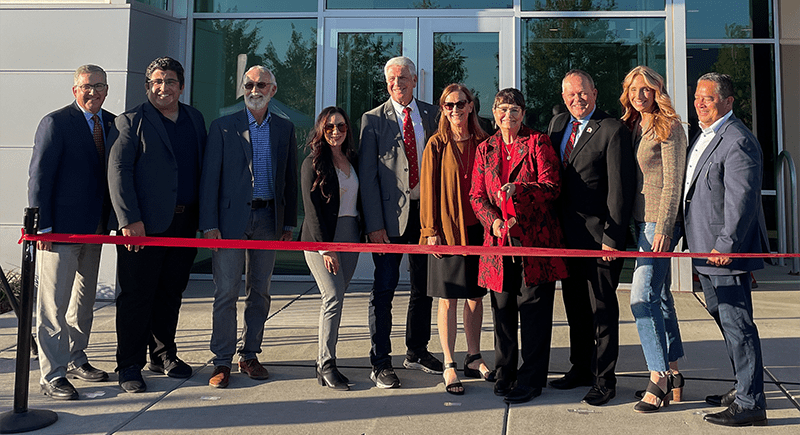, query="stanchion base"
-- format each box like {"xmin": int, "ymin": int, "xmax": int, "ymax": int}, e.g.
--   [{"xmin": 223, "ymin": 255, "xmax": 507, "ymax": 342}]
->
[{"xmin": 0, "ymin": 409, "xmax": 58, "ymax": 434}]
